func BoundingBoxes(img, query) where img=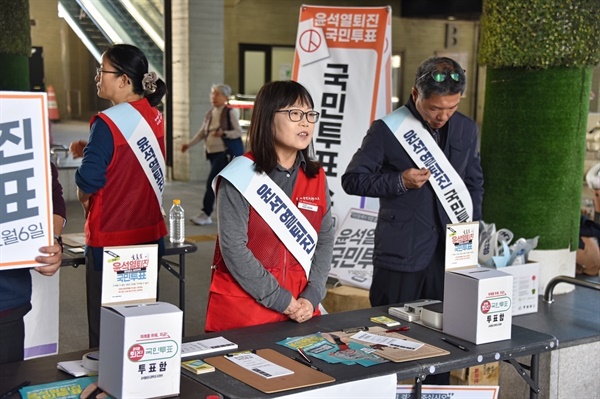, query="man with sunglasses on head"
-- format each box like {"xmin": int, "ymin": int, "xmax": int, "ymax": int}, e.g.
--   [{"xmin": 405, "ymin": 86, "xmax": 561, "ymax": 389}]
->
[{"xmin": 342, "ymin": 57, "xmax": 483, "ymax": 381}]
